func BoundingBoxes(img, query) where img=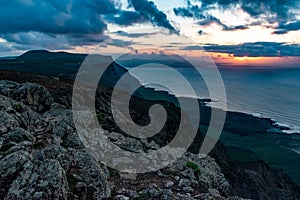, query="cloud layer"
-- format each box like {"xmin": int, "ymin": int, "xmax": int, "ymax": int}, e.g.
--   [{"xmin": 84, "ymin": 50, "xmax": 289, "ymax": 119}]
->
[
  {"xmin": 197, "ymin": 42, "xmax": 300, "ymax": 57},
  {"xmin": 174, "ymin": 0, "xmax": 300, "ymax": 34},
  {"xmin": 0, "ymin": 0, "xmax": 177, "ymax": 51},
  {"xmin": 0, "ymin": 0, "xmax": 299, "ymax": 55}
]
